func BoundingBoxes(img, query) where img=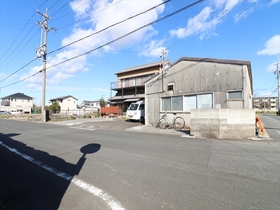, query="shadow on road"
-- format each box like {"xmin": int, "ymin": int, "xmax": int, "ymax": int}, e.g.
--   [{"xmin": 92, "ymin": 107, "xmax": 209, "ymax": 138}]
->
[{"xmin": 0, "ymin": 133, "xmax": 100, "ymax": 210}]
